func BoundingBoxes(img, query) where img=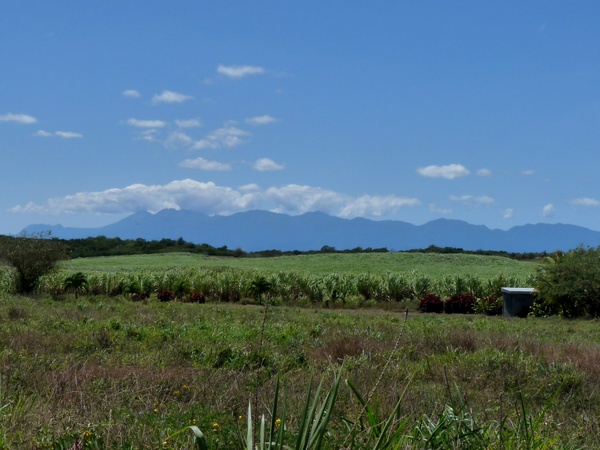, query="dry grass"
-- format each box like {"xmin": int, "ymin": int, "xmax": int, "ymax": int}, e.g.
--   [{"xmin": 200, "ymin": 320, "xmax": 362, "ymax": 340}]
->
[{"xmin": 1, "ymin": 295, "xmax": 599, "ymax": 448}]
